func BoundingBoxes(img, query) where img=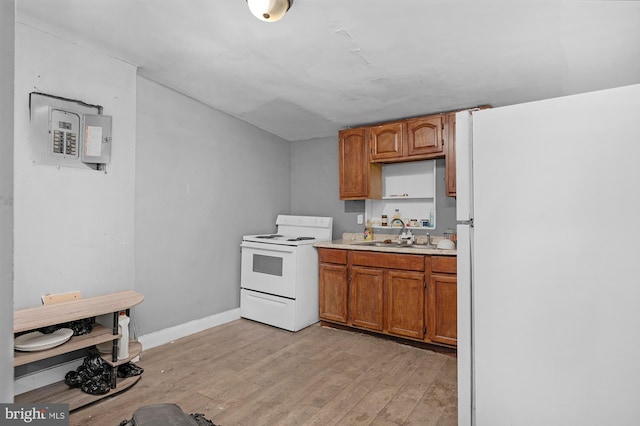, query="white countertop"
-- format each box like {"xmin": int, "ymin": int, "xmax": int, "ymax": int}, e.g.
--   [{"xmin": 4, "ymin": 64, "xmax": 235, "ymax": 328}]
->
[{"xmin": 314, "ymin": 239, "xmax": 457, "ymax": 256}]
